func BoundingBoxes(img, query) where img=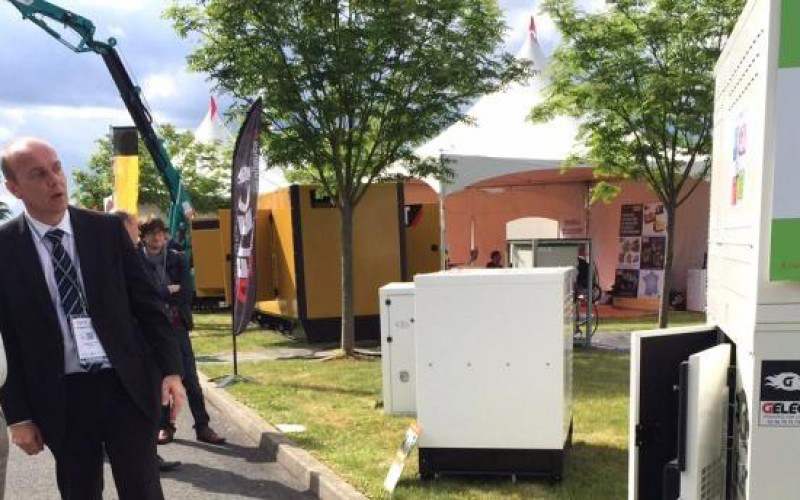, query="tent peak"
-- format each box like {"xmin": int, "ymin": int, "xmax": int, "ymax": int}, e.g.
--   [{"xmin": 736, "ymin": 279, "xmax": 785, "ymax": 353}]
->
[
  {"xmin": 516, "ymin": 15, "xmax": 548, "ymax": 72},
  {"xmin": 195, "ymin": 95, "xmax": 232, "ymax": 145},
  {"xmin": 209, "ymin": 96, "xmax": 219, "ymax": 120}
]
